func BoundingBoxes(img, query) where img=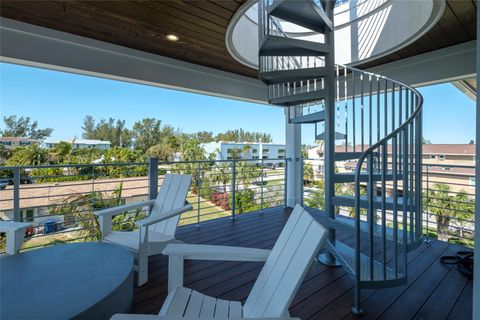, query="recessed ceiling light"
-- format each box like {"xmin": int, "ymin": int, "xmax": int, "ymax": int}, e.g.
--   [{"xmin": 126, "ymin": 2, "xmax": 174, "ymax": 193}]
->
[{"xmin": 166, "ymin": 34, "xmax": 179, "ymax": 42}]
